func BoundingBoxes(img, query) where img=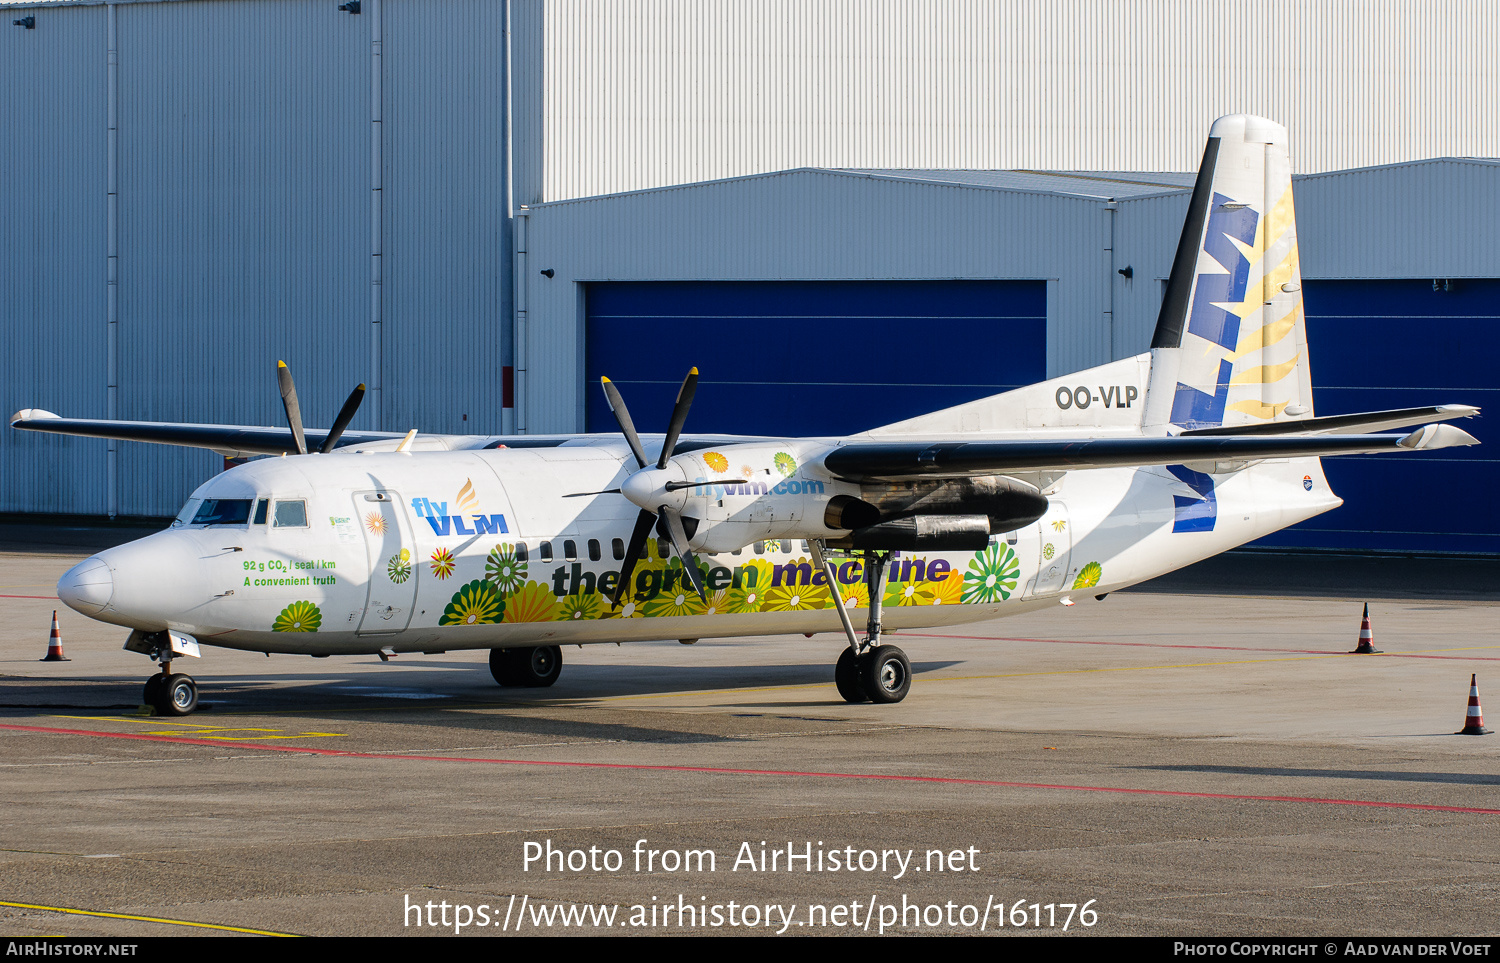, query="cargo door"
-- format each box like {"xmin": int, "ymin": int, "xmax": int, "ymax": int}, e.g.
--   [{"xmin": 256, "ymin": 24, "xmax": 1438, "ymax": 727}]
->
[{"xmin": 354, "ymin": 490, "xmax": 418, "ymax": 634}]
